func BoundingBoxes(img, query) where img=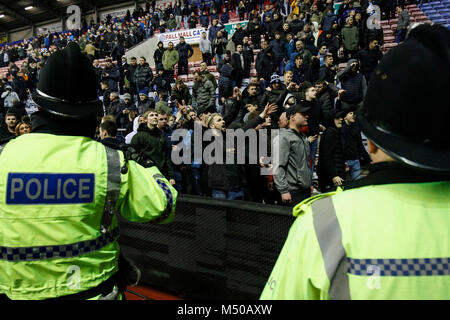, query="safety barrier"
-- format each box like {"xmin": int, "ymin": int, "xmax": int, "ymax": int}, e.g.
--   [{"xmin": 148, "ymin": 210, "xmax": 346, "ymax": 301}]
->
[{"xmin": 119, "ymin": 195, "xmax": 294, "ymax": 299}]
